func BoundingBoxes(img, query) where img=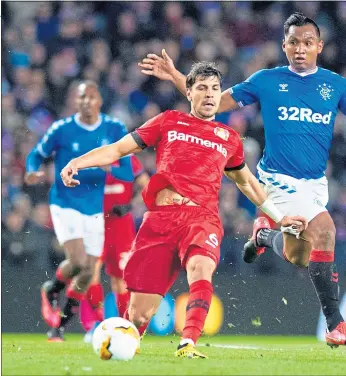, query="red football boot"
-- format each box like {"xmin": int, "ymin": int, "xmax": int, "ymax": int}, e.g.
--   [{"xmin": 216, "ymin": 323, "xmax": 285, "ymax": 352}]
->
[
  {"xmin": 325, "ymin": 321, "xmax": 346, "ymax": 348},
  {"xmin": 41, "ymin": 281, "xmax": 61, "ymax": 328},
  {"xmin": 243, "ymin": 217, "xmax": 271, "ymax": 263}
]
